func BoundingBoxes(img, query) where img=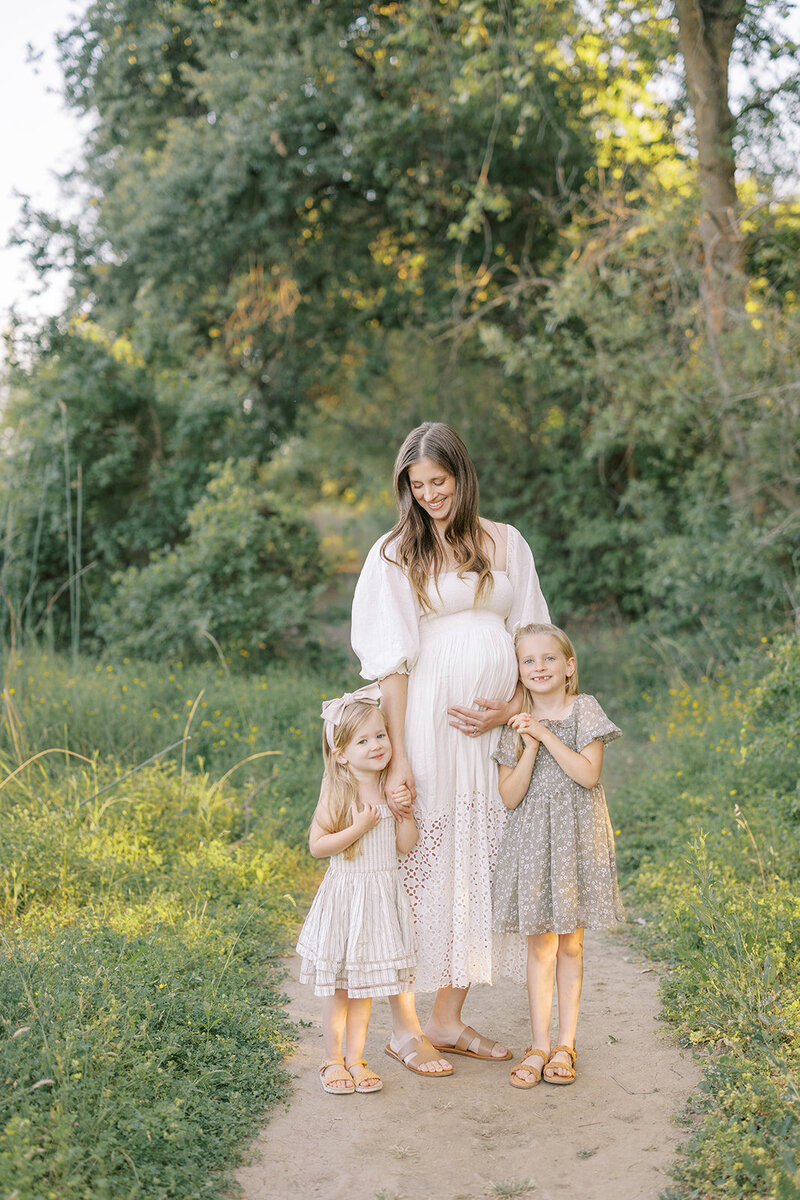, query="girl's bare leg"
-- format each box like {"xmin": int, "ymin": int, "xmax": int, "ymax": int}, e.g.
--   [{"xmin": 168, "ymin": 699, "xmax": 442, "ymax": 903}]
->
[
  {"xmin": 388, "ymin": 992, "xmax": 451, "ymax": 1073},
  {"xmin": 343, "ymin": 997, "xmax": 372, "ymax": 1065},
  {"xmin": 343, "ymin": 997, "xmax": 382, "ymax": 1088},
  {"xmin": 321, "ymin": 991, "xmax": 352, "ymax": 1092},
  {"xmin": 546, "ymin": 929, "xmax": 584, "ymax": 1078},
  {"xmin": 424, "ymin": 984, "xmax": 510, "ymax": 1059},
  {"xmin": 514, "ymin": 932, "xmax": 558, "ymax": 1083}
]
